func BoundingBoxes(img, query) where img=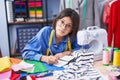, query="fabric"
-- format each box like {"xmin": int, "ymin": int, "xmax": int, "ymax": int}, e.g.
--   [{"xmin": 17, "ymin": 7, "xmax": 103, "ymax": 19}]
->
[
  {"xmin": 0, "ymin": 56, "xmax": 12, "ymax": 72},
  {"xmin": 24, "ymin": 60, "xmax": 47, "ymax": 73},
  {"xmin": 42, "ymin": 62, "xmax": 64, "ymax": 71},
  {"xmin": 102, "ymin": 0, "xmax": 111, "ymax": 24},
  {"xmin": 53, "ymin": 50, "xmax": 103, "ymax": 80},
  {"xmin": 22, "ymin": 26, "xmax": 80, "ymax": 61},
  {"xmin": 10, "ymin": 58, "xmax": 22, "ymax": 64},
  {"xmin": 108, "ymin": 0, "xmax": 120, "ymax": 49},
  {"xmin": 0, "ymin": 70, "xmax": 12, "ymax": 80},
  {"xmin": 0, "ymin": 70, "xmax": 20, "ymax": 80},
  {"xmin": 102, "ymin": 0, "xmax": 117, "ymax": 25},
  {"xmin": 11, "ymin": 60, "xmax": 34, "ymax": 73},
  {"xmin": 10, "ymin": 71, "xmax": 20, "ymax": 80}
]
